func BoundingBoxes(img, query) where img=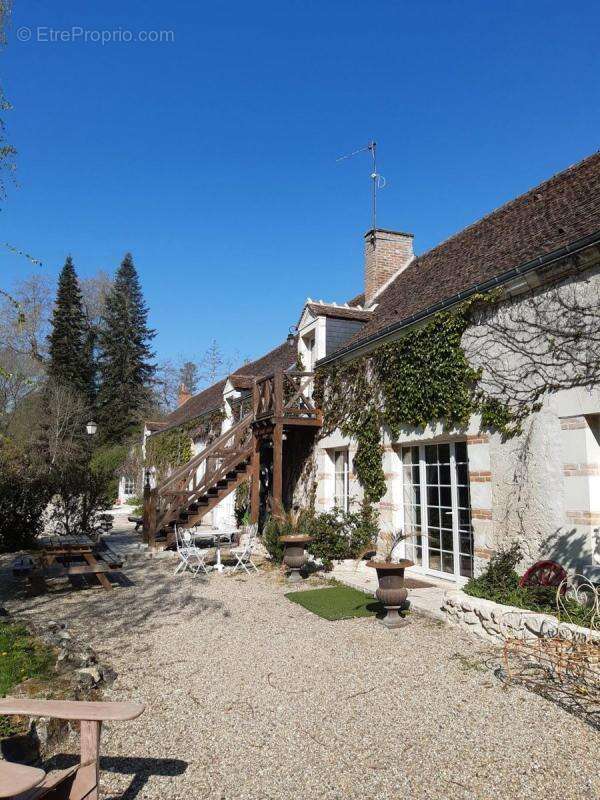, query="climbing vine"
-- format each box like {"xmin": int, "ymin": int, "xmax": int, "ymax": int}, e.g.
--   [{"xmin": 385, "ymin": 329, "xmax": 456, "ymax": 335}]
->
[
  {"xmin": 145, "ymin": 409, "xmax": 226, "ymax": 477},
  {"xmin": 315, "ymin": 295, "xmax": 517, "ymax": 503}
]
